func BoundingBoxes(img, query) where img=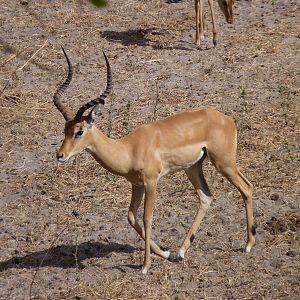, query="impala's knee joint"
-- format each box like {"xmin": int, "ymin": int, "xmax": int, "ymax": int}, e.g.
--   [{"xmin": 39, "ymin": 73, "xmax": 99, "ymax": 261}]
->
[
  {"xmin": 143, "ymin": 218, "xmax": 152, "ymax": 227},
  {"xmin": 201, "ymin": 194, "xmax": 211, "ymax": 206}
]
